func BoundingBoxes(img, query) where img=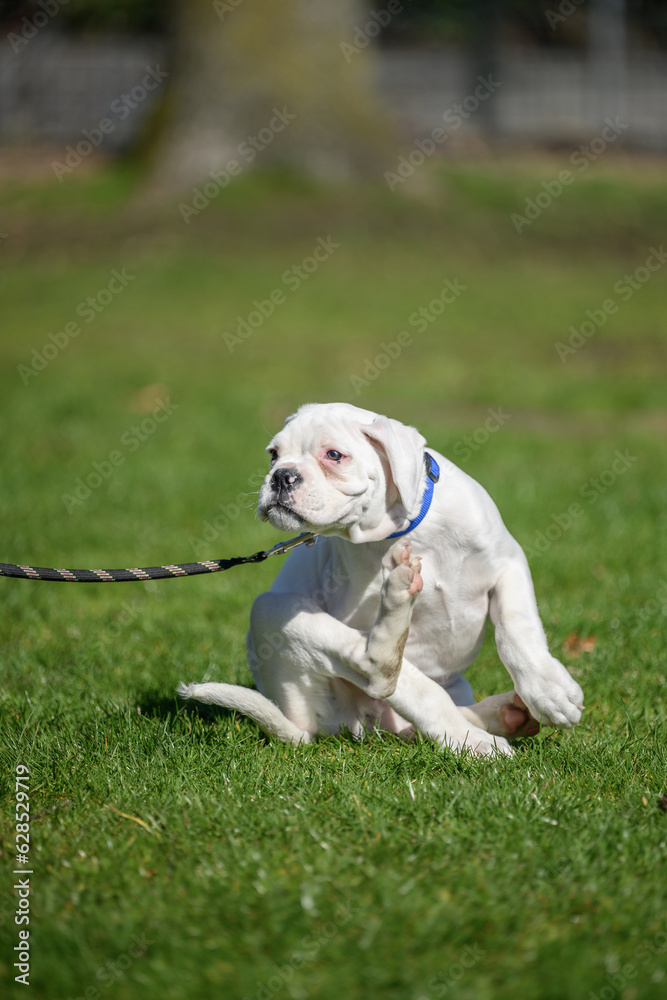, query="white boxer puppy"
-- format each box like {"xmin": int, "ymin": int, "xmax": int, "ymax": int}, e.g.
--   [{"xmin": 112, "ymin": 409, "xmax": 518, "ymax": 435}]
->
[{"xmin": 179, "ymin": 402, "xmax": 584, "ymax": 757}]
